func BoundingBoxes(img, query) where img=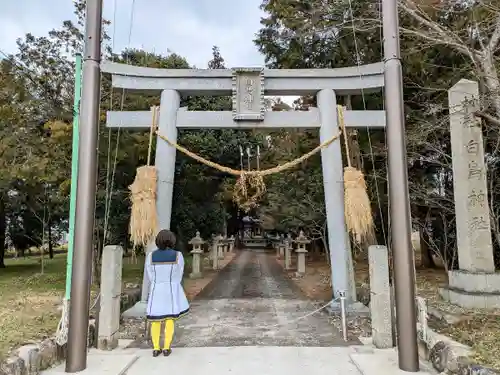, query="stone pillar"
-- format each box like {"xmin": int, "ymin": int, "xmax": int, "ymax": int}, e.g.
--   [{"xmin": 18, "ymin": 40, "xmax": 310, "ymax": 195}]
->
[
  {"xmin": 279, "ymin": 234, "xmax": 285, "ymax": 258},
  {"xmin": 125, "ymin": 91, "xmax": 180, "ymax": 318},
  {"xmin": 143, "ymin": 91, "xmax": 180, "ymax": 301},
  {"xmin": 216, "ymin": 235, "xmax": 224, "ymax": 259},
  {"xmin": 449, "ymin": 79, "xmax": 494, "ymax": 272},
  {"xmin": 229, "ymin": 235, "xmax": 235, "ymax": 252},
  {"xmin": 98, "ymin": 245, "xmax": 123, "ymax": 350},
  {"xmin": 189, "ymin": 231, "xmax": 204, "ymax": 279},
  {"xmin": 212, "ymin": 236, "xmax": 220, "ymax": 270},
  {"xmin": 294, "ymin": 231, "xmax": 310, "ymax": 276},
  {"xmin": 318, "ymin": 89, "xmax": 351, "ymax": 301},
  {"xmin": 157, "ymin": 90, "xmax": 180, "ymax": 231},
  {"xmin": 440, "ymin": 79, "xmax": 500, "ymax": 309},
  {"xmin": 139, "ymin": 242, "xmax": 156, "ymax": 303},
  {"xmin": 368, "ymin": 245, "xmax": 394, "ymax": 349},
  {"xmin": 284, "ymin": 235, "xmax": 292, "ymax": 270}
]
